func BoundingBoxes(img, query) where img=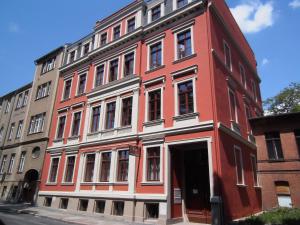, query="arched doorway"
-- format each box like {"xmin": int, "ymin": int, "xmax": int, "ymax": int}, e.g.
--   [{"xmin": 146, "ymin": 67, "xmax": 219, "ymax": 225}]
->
[{"xmin": 22, "ymin": 169, "xmax": 39, "ymax": 204}]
